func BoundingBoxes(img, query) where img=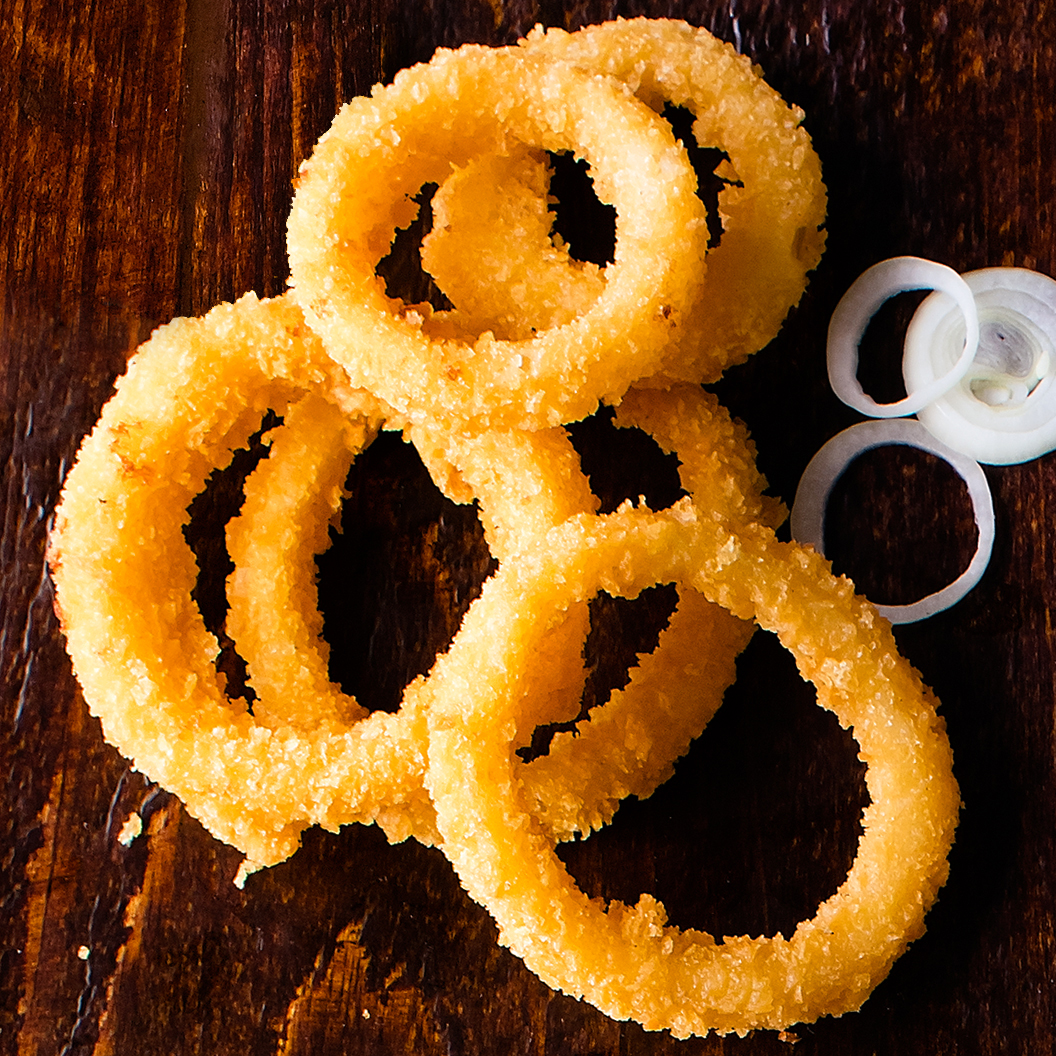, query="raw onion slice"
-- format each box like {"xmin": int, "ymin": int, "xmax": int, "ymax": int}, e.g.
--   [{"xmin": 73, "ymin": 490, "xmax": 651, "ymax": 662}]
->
[
  {"xmin": 790, "ymin": 419, "xmax": 994, "ymax": 624},
  {"xmin": 827, "ymin": 256, "xmax": 979, "ymax": 418},
  {"xmin": 904, "ymin": 267, "xmax": 1056, "ymax": 463}
]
